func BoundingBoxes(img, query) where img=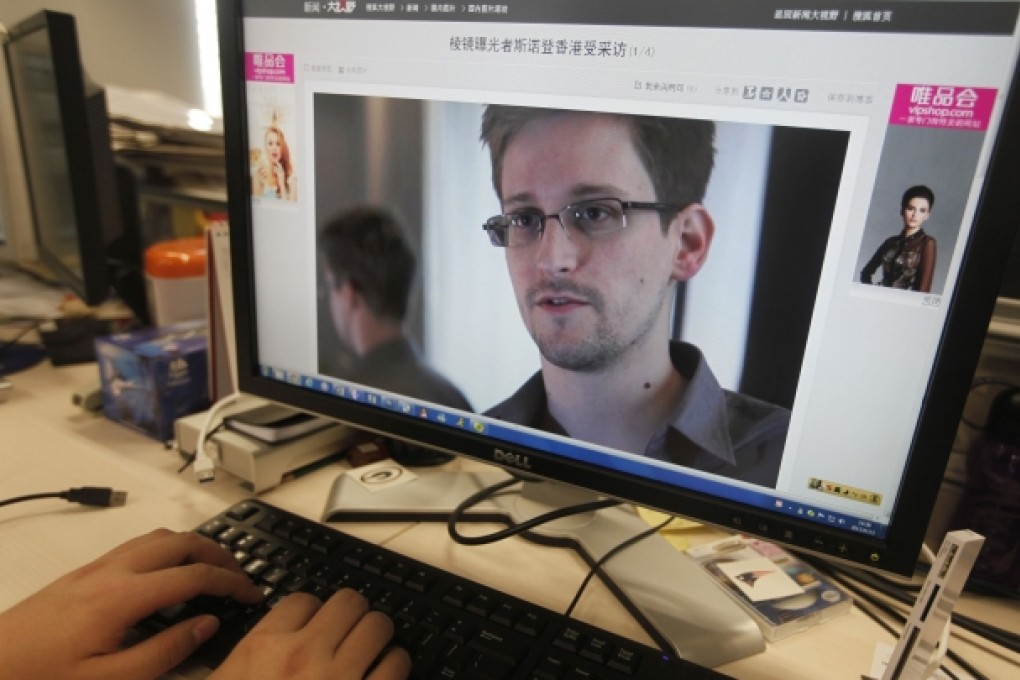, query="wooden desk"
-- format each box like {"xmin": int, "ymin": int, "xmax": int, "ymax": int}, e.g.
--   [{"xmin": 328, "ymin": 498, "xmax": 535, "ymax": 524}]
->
[{"xmin": 1, "ymin": 361, "xmax": 1018, "ymax": 679}]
